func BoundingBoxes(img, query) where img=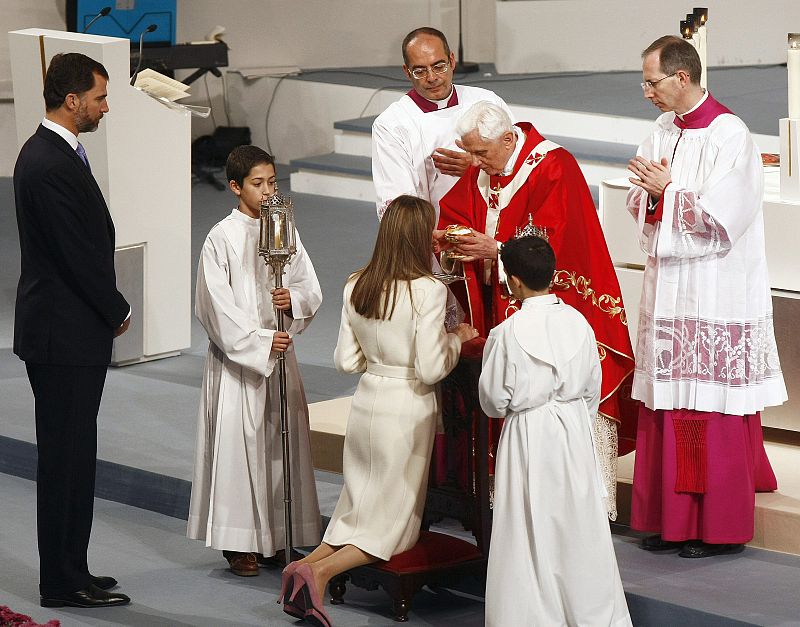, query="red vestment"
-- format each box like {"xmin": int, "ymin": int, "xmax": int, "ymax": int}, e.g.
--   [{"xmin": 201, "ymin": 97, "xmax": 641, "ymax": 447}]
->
[{"xmin": 438, "ymin": 123, "xmax": 637, "ymax": 453}]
